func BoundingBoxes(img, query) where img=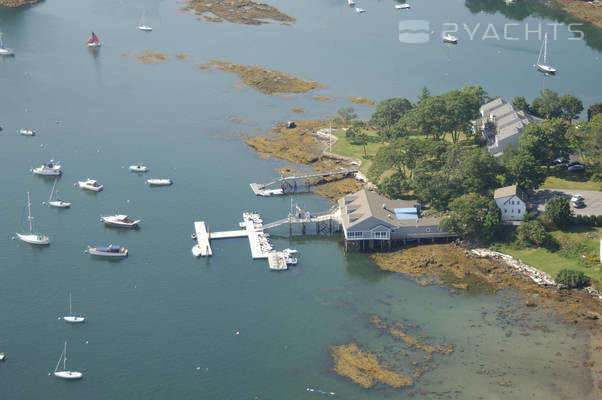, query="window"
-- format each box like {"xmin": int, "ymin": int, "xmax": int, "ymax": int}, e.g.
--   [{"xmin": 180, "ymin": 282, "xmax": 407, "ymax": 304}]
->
[
  {"xmin": 504, "ymin": 209, "xmax": 507, "ymax": 213},
  {"xmin": 373, "ymin": 231, "xmax": 389, "ymax": 239},
  {"xmin": 426, "ymin": 228, "xmax": 431, "ymax": 232},
  {"xmin": 518, "ymin": 209, "xmax": 521, "ymax": 214},
  {"xmin": 348, "ymin": 231, "xmax": 363, "ymax": 239}
]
